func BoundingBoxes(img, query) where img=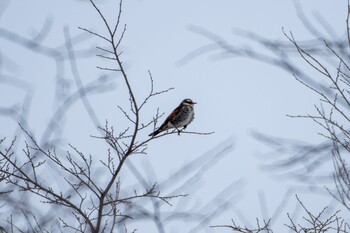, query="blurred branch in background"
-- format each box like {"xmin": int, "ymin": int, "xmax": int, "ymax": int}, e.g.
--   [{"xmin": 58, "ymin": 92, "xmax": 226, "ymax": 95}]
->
[{"xmin": 252, "ymin": 132, "xmax": 334, "ymax": 185}]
